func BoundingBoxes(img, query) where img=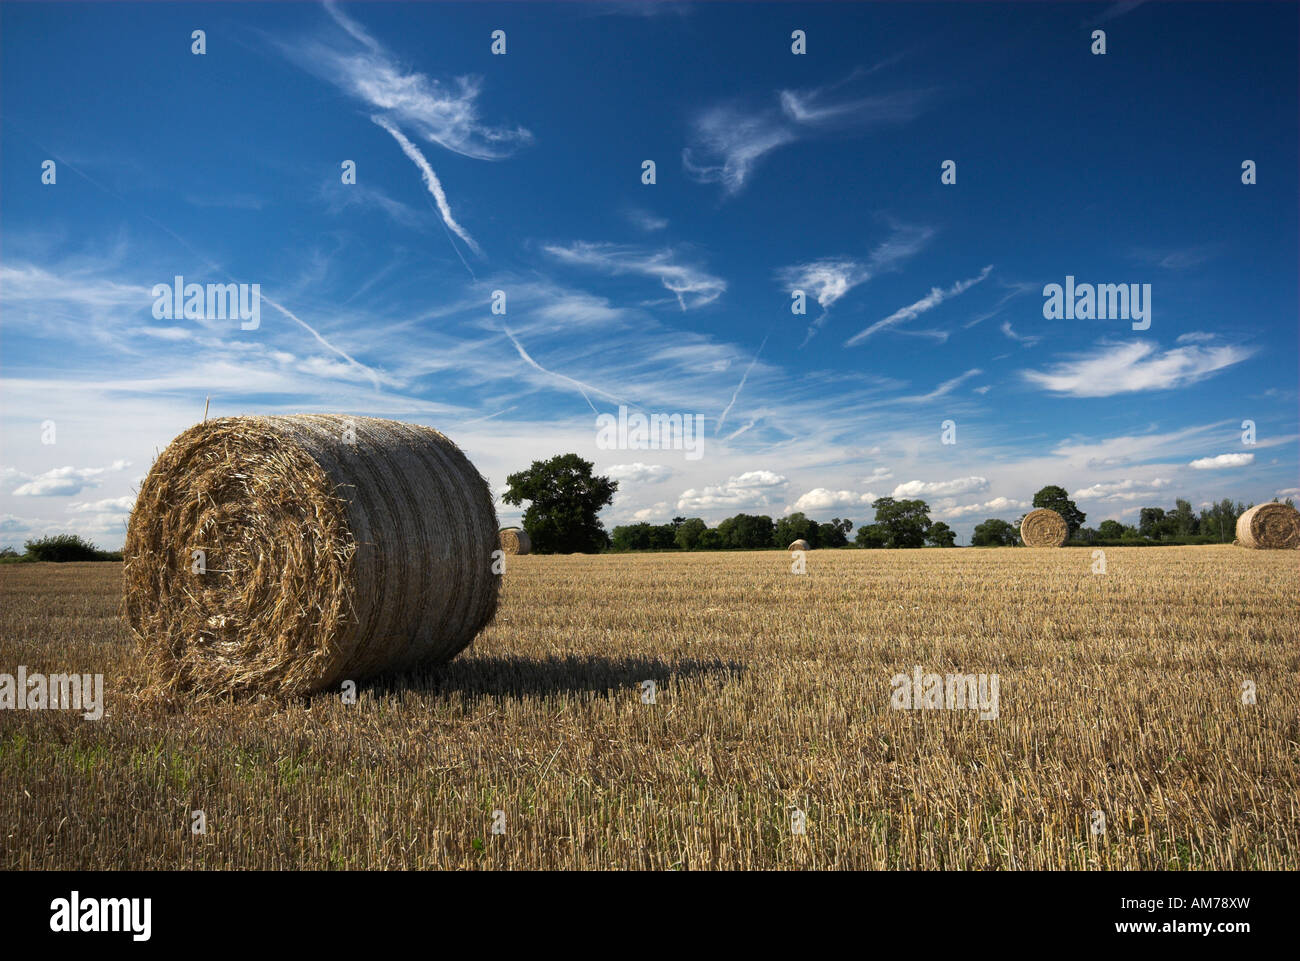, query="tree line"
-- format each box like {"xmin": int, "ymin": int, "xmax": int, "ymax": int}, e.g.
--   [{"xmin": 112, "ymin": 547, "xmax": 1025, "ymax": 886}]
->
[
  {"xmin": 505, "ymin": 455, "xmax": 1288, "ymax": 554},
  {"xmin": 0, "ymin": 534, "xmax": 123, "ymax": 563},
  {"xmin": 13, "ymin": 456, "xmax": 1277, "ymax": 560}
]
